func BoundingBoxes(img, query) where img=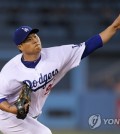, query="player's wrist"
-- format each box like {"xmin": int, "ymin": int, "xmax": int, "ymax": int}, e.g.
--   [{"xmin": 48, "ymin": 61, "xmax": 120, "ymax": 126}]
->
[{"xmin": 9, "ymin": 105, "xmax": 18, "ymax": 114}]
